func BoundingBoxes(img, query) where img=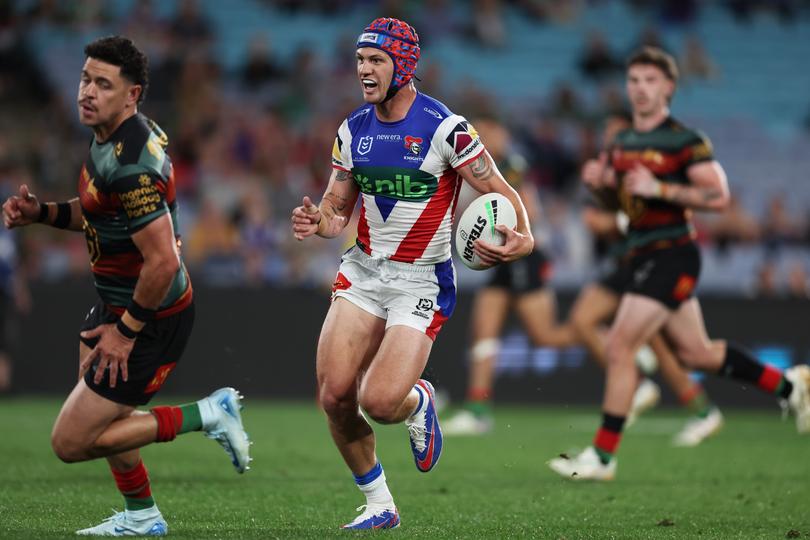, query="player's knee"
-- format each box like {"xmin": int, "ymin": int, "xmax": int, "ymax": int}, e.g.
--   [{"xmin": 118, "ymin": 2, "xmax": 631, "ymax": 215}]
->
[
  {"xmin": 359, "ymin": 394, "xmax": 399, "ymax": 424},
  {"xmin": 320, "ymin": 388, "xmax": 357, "ymax": 420},
  {"xmin": 50, "ymin": 433, "xmax": 86, "ymax": 463},
  {"xmin": 604, "ymin": 335, "xmax": 633, "ymax": 368}
]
